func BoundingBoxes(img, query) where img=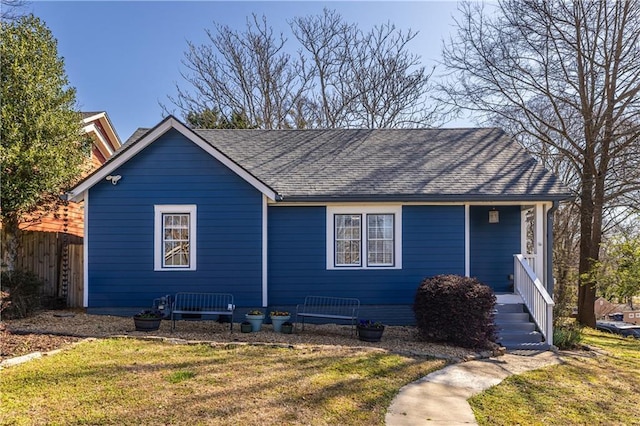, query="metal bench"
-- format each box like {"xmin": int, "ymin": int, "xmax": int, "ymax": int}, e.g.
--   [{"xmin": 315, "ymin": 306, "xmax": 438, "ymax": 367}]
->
[
  {"xmin": 171, "ymin": 292, "xmax": 235, "ymax": 331},
  {"xmin": 295, "ymin": 296, "xmax": 360, "ymax": 333}
]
